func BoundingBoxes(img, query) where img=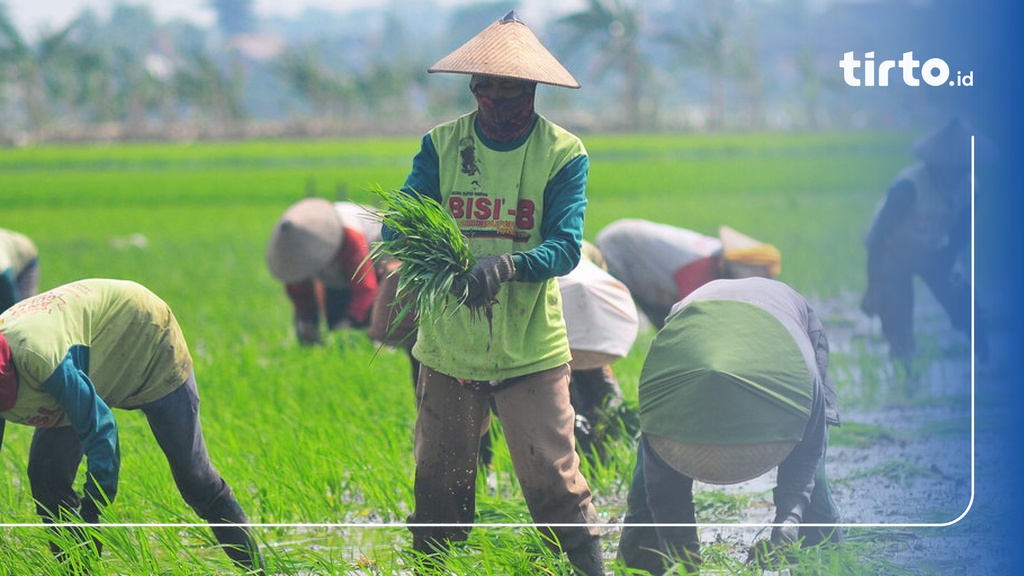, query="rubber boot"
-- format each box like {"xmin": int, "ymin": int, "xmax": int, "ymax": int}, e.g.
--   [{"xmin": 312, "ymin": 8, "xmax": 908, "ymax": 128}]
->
[
  {"xmin": 410, "ymin": 536, "xmax": 449, "ymax": 576},
  {"xmin": 206, "ymin": 497, "xmax": 265, "ymax": 574},
  {"xmin": 565, "ymin": 536, "xmax": 605, "ymax": 576},
  {"xmin": 800, "ymin": 459, "xmax": 843, "ymax": 547},
  {"xmin": 748, "ymin": 494, "xmax": 803, "ymax": 569}
]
